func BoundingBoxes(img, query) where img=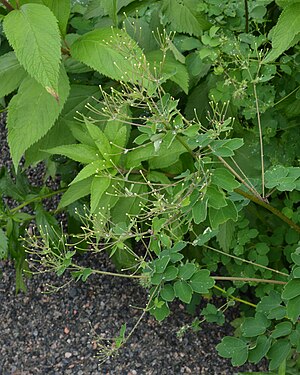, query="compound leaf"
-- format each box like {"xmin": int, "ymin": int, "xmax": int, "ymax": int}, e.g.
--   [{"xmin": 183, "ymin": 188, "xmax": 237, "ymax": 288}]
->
[
  {"xmin": 216, "ymin": 337, "xmax": 248, "ymax": 366},
  {"xmin": 4, "ymin": 3, "xmax": 61, "ymax": 98}
]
